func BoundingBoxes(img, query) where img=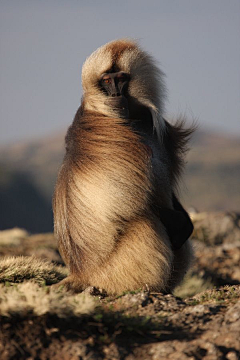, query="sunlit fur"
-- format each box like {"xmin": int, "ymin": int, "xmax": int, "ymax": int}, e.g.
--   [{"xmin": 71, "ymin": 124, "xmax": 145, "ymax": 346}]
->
[
  {"xmin": 82, "ymin": 39, "xmax": 166, "ymax": 139},
  {"xmin": 53, "ymin": 39, "xmax": 194, "ymax": 294}
]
